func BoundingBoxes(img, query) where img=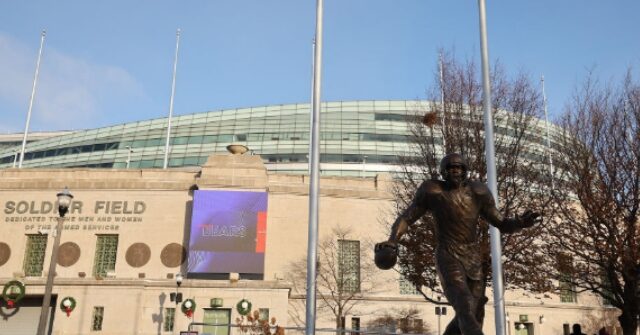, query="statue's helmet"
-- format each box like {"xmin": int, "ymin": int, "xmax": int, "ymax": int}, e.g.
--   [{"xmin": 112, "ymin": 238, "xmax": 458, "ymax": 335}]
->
[{"xmin": 439, "ymin": 153, "xmax": 468, "ymax": 180}]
